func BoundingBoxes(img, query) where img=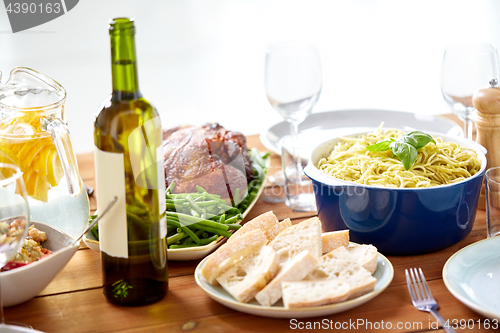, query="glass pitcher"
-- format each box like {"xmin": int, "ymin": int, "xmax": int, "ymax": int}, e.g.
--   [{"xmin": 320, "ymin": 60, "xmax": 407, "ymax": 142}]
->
[{"xmin": 0, "ymin": 67, "xmax": 89, "ymax": 239}]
